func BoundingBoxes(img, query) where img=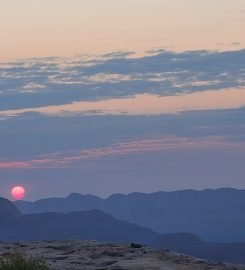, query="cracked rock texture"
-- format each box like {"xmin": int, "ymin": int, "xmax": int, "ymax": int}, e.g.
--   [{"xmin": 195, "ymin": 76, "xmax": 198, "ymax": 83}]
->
[{"xmin": 0, "ymin": 241, "xmax": 244, "ymax": 270}]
